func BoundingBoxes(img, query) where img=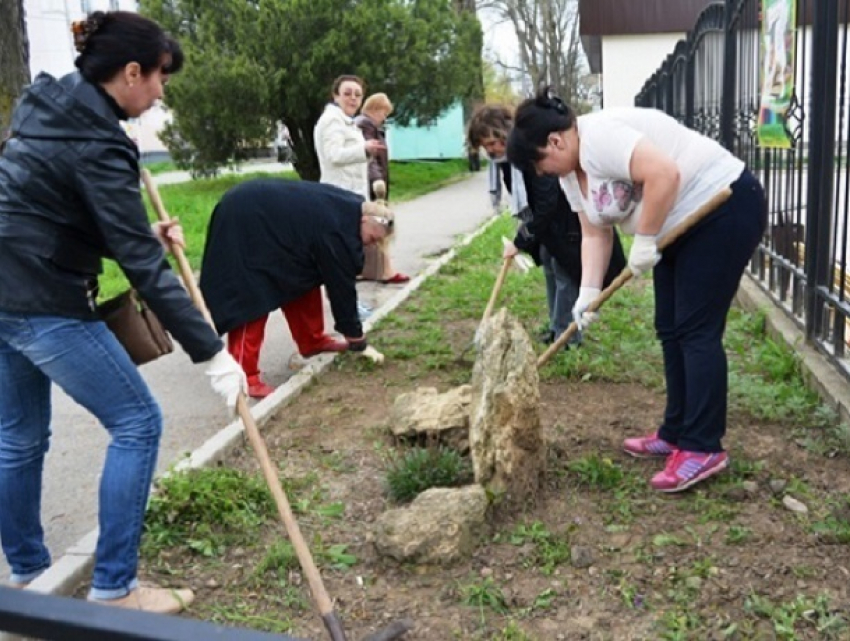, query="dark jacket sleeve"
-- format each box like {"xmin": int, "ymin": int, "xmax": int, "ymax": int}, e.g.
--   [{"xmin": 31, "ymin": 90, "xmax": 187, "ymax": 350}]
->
[
  {"xmin": 513, "ymin": 172, "xmax": 565, "ymax": 262},
  {"xmin": 524, "ymin": 173, "xmax": 562, "ymax": 237},
  {"xmin": 76, "ymin": 144, "xmax": 222, "ymax": 363},
  {"xmin": 314, "ymin": 232, "xmax": 363, "ymax": 339}
]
